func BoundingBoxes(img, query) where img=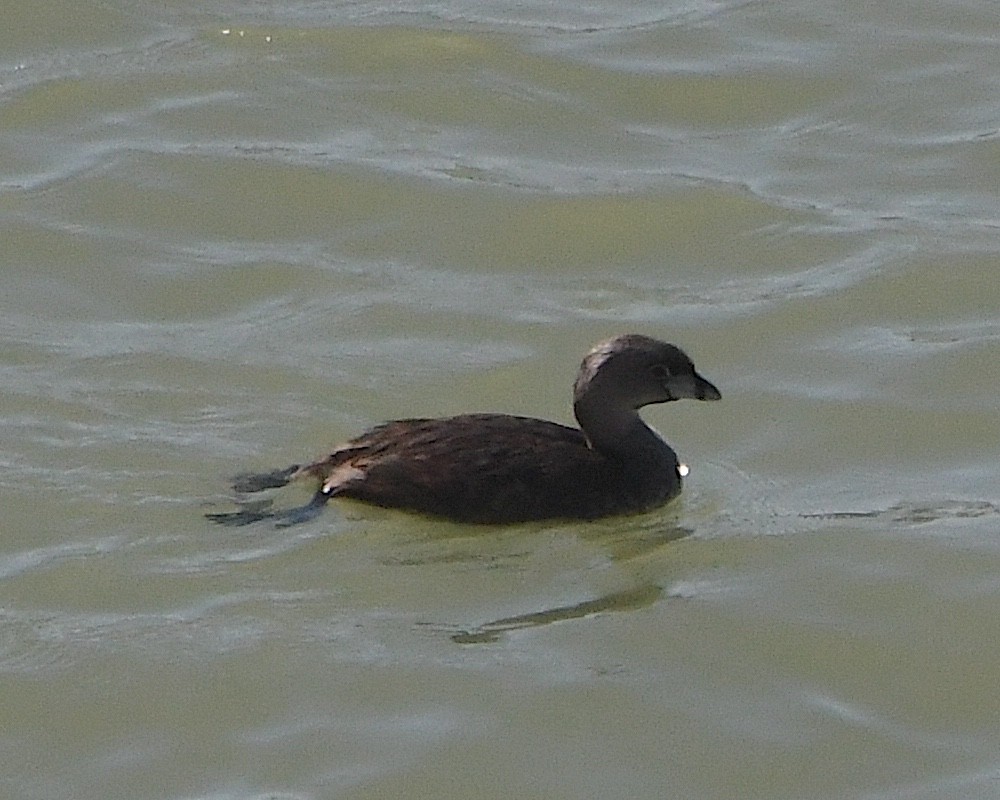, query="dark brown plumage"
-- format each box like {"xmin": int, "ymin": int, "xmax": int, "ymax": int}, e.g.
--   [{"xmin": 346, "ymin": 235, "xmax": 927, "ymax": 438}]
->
[{"xmin": 206, "ymin": 334, "xmax": 720, "ymax": 526}]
